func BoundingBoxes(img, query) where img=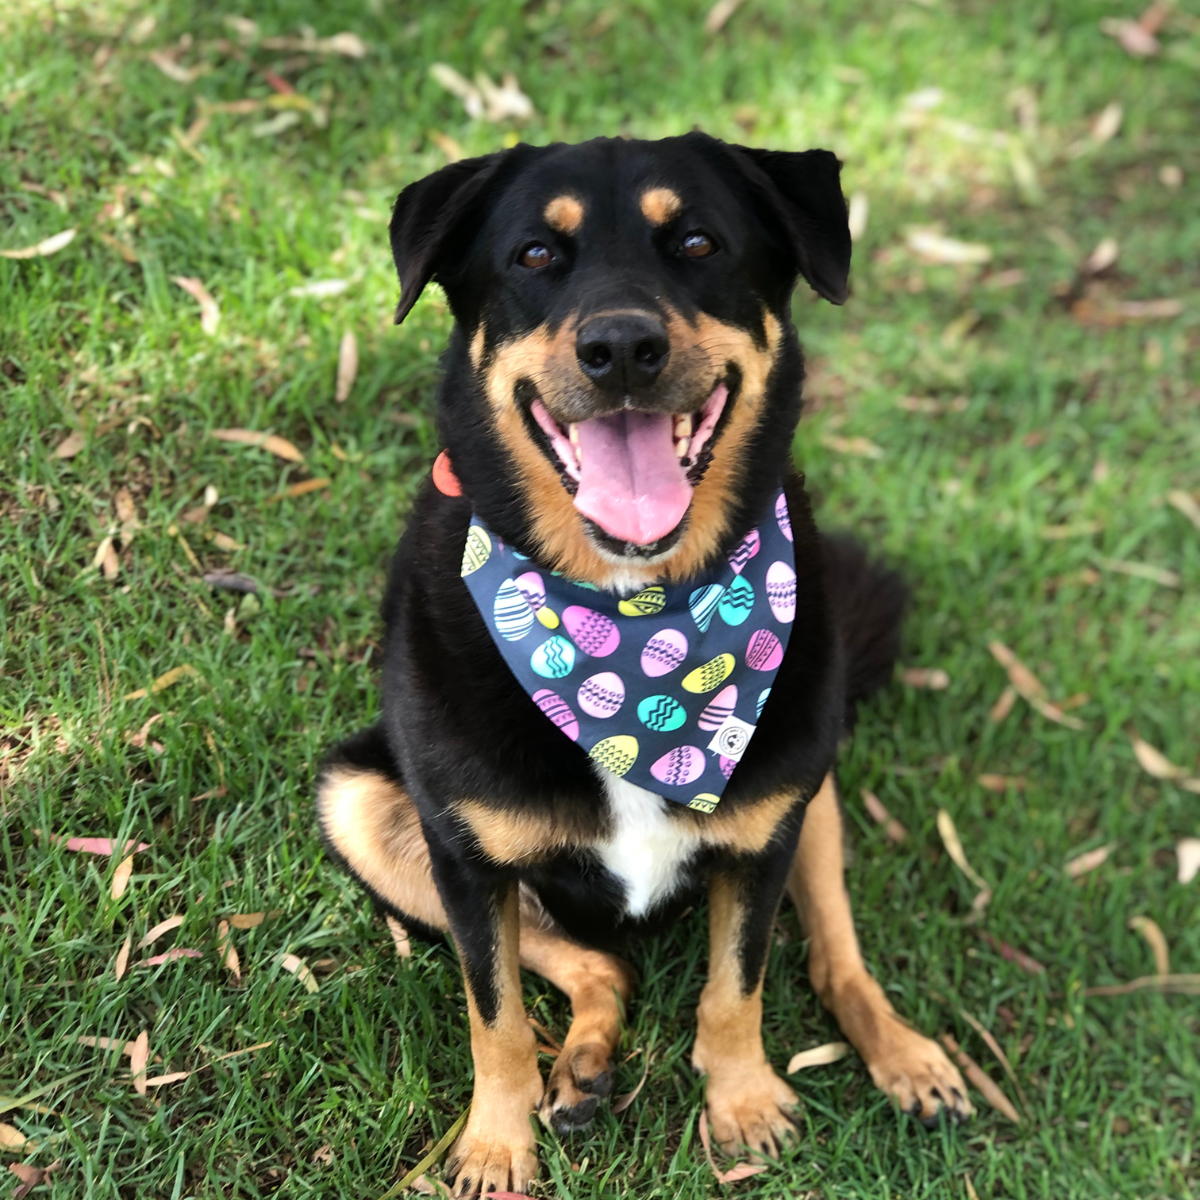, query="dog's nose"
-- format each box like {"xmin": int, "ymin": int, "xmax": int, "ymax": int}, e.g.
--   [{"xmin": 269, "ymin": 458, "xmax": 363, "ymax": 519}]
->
[{"xmin": 575, "ymin": 311, "xmax": 670, "ymax": 391}]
